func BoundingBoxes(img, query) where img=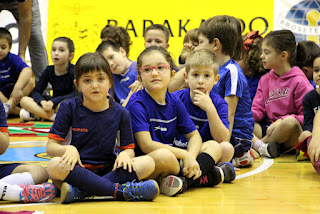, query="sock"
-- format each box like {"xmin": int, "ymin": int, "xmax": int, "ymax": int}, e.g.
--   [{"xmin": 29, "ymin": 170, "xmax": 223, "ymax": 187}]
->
[
  {"xmin": 49, "ymin": 113, "xmax": 56, "ymax": 121},
  {"xmin": 102, "ymin": 168, "xmax": 138, "ymax": 184},
  {"xmin": 0, "ymin": 181, "xmax": 23, "ymax": 201},
  {"xmin": 253, "ymin": 140, "xmax": 264, "ymax": 152},
  {"xmin": 64, "ymin": 166, "xmax": 117, "ymax": 197},
  {"xmin": 1, "ymin": 172, "xmax": 35, "ymax": 185},
  {"xmin": 186, "ymin": 153, "xmax": 215, "ymax": 187}
]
